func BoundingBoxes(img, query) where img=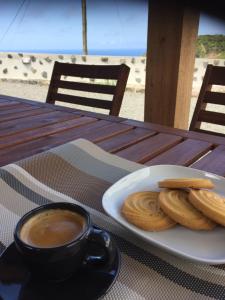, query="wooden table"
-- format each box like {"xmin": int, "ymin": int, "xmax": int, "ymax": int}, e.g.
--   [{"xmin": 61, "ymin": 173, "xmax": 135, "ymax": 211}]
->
[{"xmin": 0, "ymin": 95, "xmax": 225, "ymax": 176}]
